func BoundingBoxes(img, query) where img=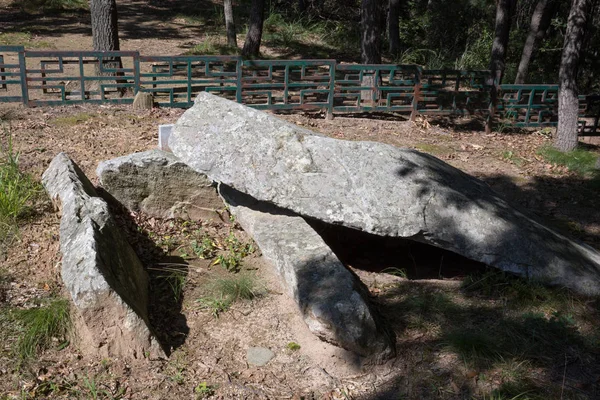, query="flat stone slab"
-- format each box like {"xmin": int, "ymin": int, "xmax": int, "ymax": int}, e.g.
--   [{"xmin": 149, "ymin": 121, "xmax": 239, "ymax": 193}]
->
[
  {"xmin": 247, "ymin": 347, "xmax": 275, "ymax": 367},
  {"xmin": 97, "ymin": 150, "xmax": 223, "ymax": 221},
  {"xmin": 221, "ymin": 186, "xmax": 395, "ymax": 363},
  {"xmin": 170, "ymin": 92, "xmax": 600, "ymax": 295},
  {"xmin": 42, "ymin": 153, "xmax": 164, "ymax": 359}
]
